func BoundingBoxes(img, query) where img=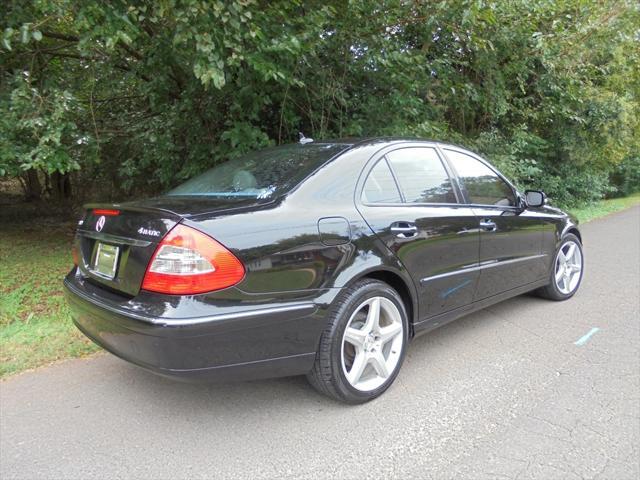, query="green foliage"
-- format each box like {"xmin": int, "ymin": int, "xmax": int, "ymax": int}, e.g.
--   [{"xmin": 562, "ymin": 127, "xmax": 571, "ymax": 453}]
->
[
  {"xmin": 0, "ymin": 0, "xmax": 639, "ymax": 206},
  {"xmin": 611, "ymin": 155, "xmax": 640, "ymax": 197},
  {"xmin": 0, "ymin": 74, "xmax": 87, "ymax": 177}
]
